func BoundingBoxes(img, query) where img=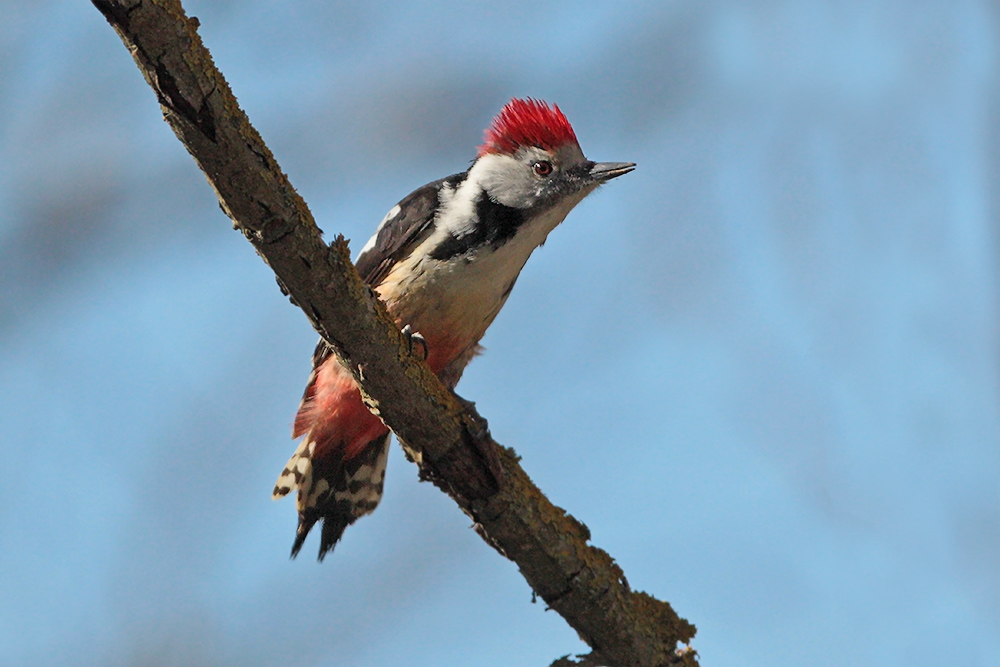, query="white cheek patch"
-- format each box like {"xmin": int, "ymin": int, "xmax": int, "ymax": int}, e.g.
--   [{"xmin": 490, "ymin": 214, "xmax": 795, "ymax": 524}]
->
[{"xmin": 470, "ymin": 153, "xmax": 536, "ymax": 209}]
